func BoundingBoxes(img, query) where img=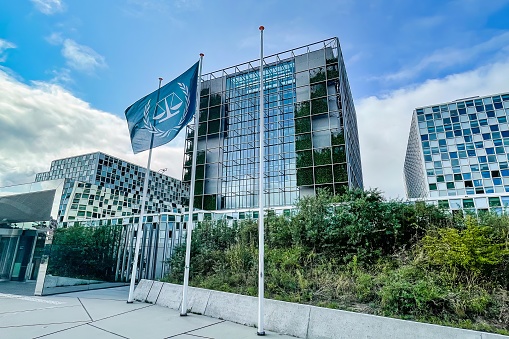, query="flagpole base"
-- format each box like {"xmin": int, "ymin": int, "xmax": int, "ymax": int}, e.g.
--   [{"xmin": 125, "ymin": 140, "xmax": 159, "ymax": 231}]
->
[
  {"xmin": 180, "ymin": 313, "xmax": 188, "ymax": 317},
  {"xmin": 126, "ymin": 301, "xmax": 134, "ymax": 304},
  {"xmin": 257, "ymin": 331, "xmax": 265, "ymax": 336}
]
